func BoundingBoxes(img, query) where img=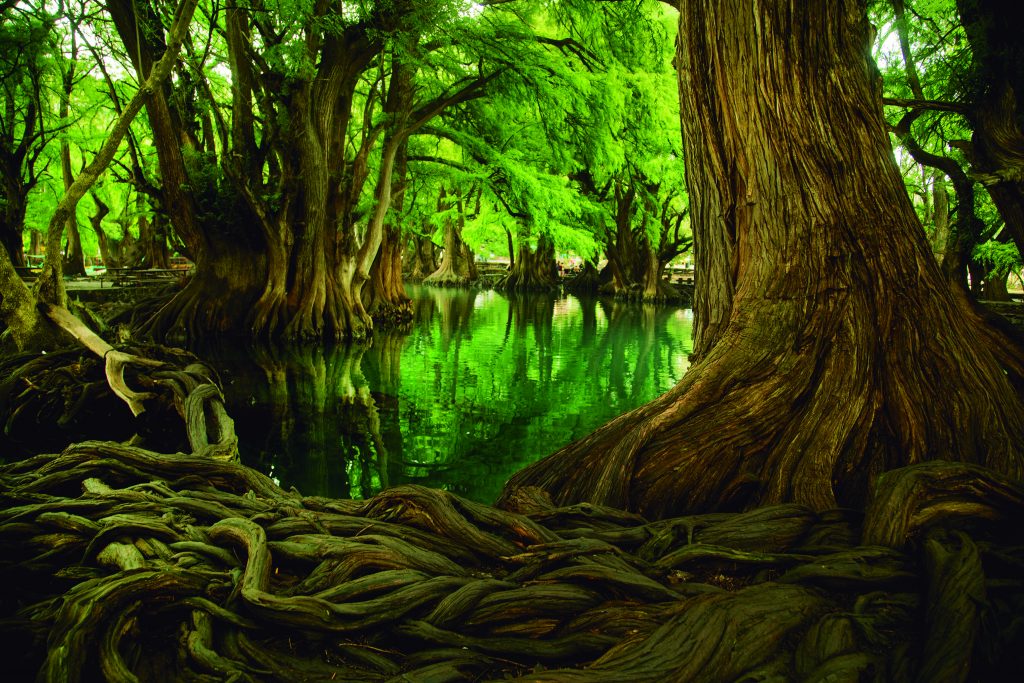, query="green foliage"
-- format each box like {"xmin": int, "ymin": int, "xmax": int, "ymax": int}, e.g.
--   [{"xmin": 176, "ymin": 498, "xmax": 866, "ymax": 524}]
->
[
  {"xmin": 973, "ymin": 239, "xmax": 1022, "ymax": 280},
  {"xmin": 872, "ymin": 0, "xmax": 1010, "ymax": 269}
]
